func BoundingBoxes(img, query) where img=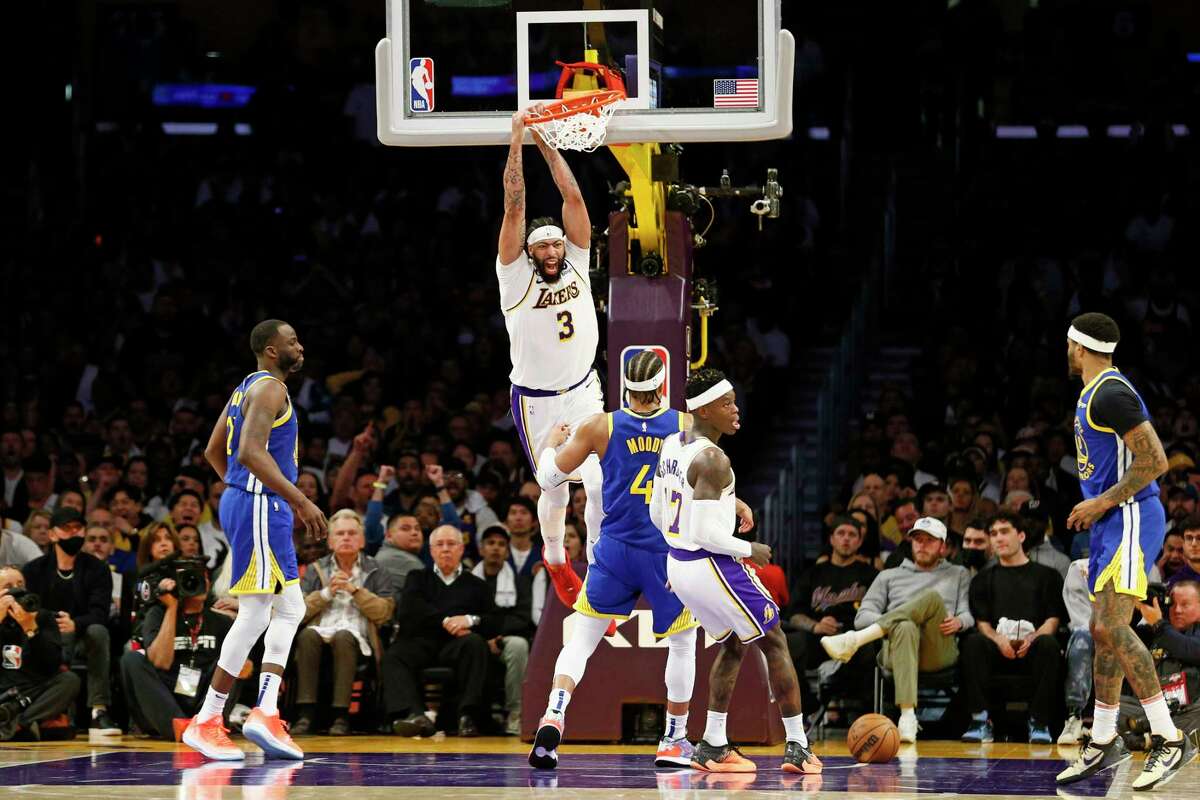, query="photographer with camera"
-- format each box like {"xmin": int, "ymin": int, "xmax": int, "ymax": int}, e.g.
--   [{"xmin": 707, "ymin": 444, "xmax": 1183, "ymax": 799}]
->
[
  {"xmin": 0, "ymin": 565, "xmax": 80, "ymax": 740},
  {"xmin": 20, "ymin": 508, "xmax": 117, "ymax": 735},
  {"xmin": 119, "ymin": 557, "xmax": 245, "ymax": 740},
  {"xmin": 1116, "ymin": 579, "xmax": 1200, "ymax": 743}
]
